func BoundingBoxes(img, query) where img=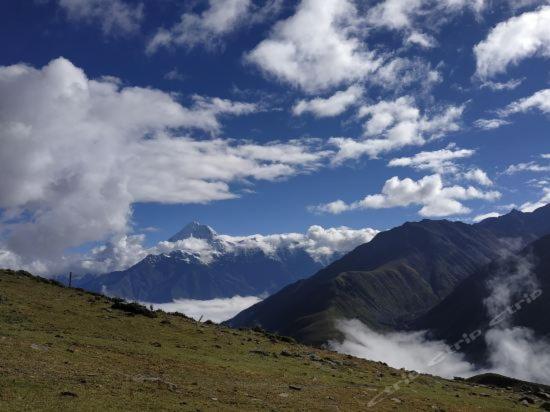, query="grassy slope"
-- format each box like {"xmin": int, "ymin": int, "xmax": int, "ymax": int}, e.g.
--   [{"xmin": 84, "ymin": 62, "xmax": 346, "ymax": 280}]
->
[
  {"xmin": 229, "ymin": 220, "xmax": 503, "ymax": 346},
  {"xmin": 0, "ymin": 270, "xmax": 529, "ymax": 411}
]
